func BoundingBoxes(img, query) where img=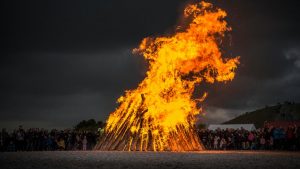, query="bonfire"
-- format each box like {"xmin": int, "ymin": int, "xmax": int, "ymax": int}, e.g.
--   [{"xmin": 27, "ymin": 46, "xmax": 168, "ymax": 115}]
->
[{"xmin": 95, "ymin": 1, "xmax": 239, "ymax": 151}]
